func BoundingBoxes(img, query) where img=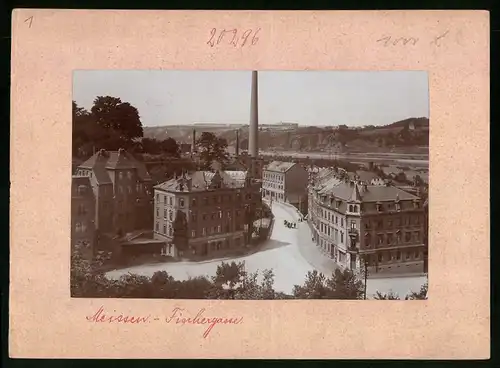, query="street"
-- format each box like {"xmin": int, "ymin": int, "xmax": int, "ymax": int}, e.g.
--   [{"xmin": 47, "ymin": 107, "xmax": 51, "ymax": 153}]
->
[{"xmin": 106, "ymin": 202, "xmax": 427, "ymax": 298}]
